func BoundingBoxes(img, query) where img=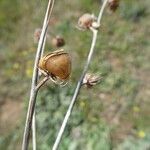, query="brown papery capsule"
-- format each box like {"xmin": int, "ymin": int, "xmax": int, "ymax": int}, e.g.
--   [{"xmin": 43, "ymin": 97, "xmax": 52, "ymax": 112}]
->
[
  {"xmin": 39, "ymin": 49, "xmax": 71, "ymax": 81},
  {"xmin": 108, "ymin": 0, "xmax": 119, "ymax": 12},
  {"xmin": 83, "ymin": 73, "xmax": 101, "ymax": 88},
  {"xmin": 78, "ymin": 13, "xmax": 97, "ymax": 30}
]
